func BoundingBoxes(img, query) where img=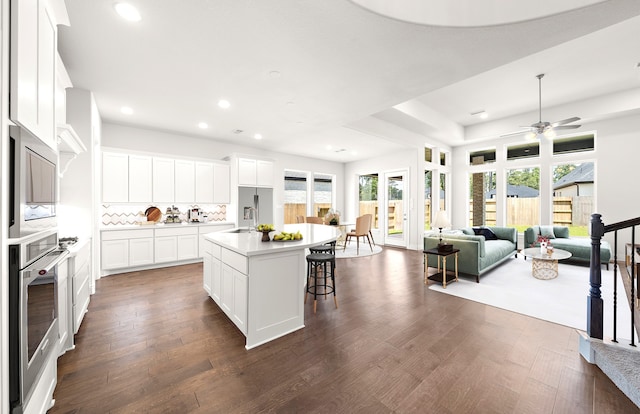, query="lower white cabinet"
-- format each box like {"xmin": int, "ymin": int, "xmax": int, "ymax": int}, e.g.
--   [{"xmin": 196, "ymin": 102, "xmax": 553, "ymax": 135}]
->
[
  {"xmin": 71, "ymin": 240, "xmax": 92, "ymax": 335},
  {"xmin": 102, "ymin": 229, "xmax": 154, "ymax": 270},
  {"xmin": 129, "ymin": 237, "xmax": 154, "ymax": 266},
  {"xmin": 57, "ymin": 258, "xmax": 71, "ymax": 355},
  {"xmin": 207, "ymin": 242, "xmax": 247, "ymax": 335},
  {"xmin": 101, "ymin": 224, "xmax": 235, "ymax": 274},
  {"xmin": 154, "ymin": 227, "xmax": 198, "ymax": 263}
]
